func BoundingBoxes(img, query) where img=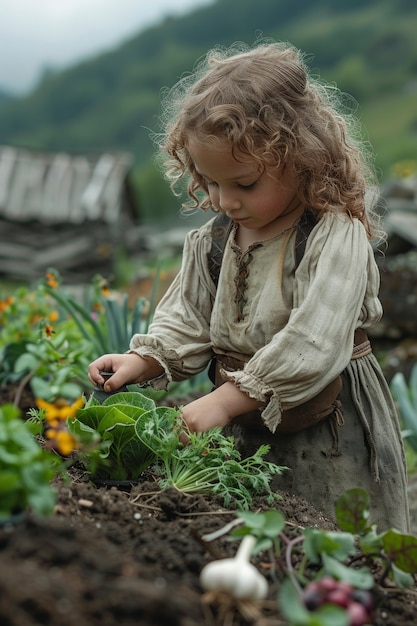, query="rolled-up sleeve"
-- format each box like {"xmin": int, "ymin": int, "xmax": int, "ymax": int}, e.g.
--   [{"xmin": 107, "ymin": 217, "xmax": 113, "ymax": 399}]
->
[{"xmin": 129, "ymin": 219, "xmax": 217, "ymax": 388}]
